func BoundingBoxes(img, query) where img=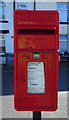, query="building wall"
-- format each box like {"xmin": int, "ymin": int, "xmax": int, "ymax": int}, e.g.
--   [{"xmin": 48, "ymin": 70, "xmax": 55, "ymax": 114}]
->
[
  {"xmin": 67, "ymin": 2, "xmax": 69, "ymax": 53},
  {"xmin": 68, "ymin": 35, "xmax": 69, "ymax": 53},
  {"xmin": 35, "ymin": 1, "xmax": 57, "ymax": 10},
  {"xmin": 5, "ymin": 1, "xmax": 14, "ymax": 53},
  {"xmin": 59, "ymin": 25, "xmax": 67, "ymax": 35},
  {"xmin": 0, "ymin": 0, "xmax": 14, "ymax": 64},
  {"xmin": 0, "ymin": 1, "xmax": 14, "ymax": 54}
]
